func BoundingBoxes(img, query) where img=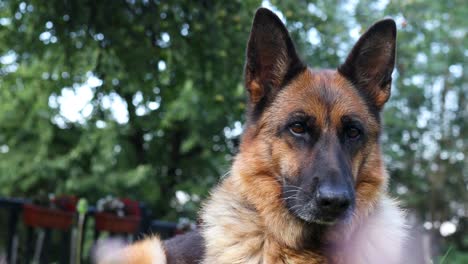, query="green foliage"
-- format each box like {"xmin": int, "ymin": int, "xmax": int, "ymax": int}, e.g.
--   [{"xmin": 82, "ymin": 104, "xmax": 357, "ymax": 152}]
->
[
  {"xmin": 0, "ymin": 0, "xmax": 259, "ymax": 220},
  {"xmin": 0, "ymin": 0, "xmax": 466, "ymax": 257}
]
